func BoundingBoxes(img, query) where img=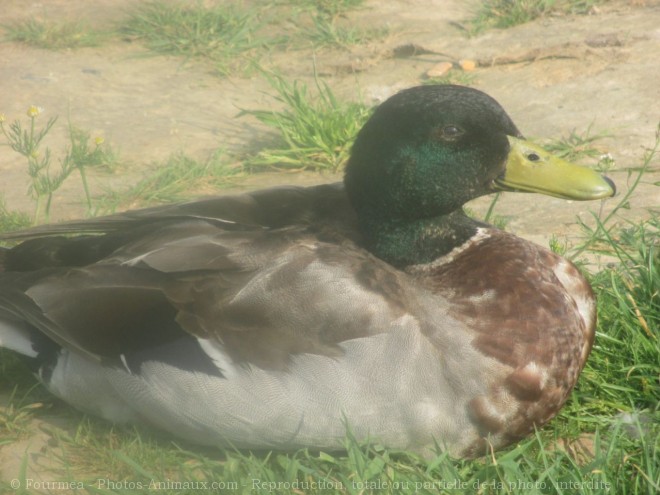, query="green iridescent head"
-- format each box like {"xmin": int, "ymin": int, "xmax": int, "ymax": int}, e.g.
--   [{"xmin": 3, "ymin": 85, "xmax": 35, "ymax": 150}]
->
[{"xmin": 344, "ymin": 85, "xmax": 614, "ymax": 265}]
